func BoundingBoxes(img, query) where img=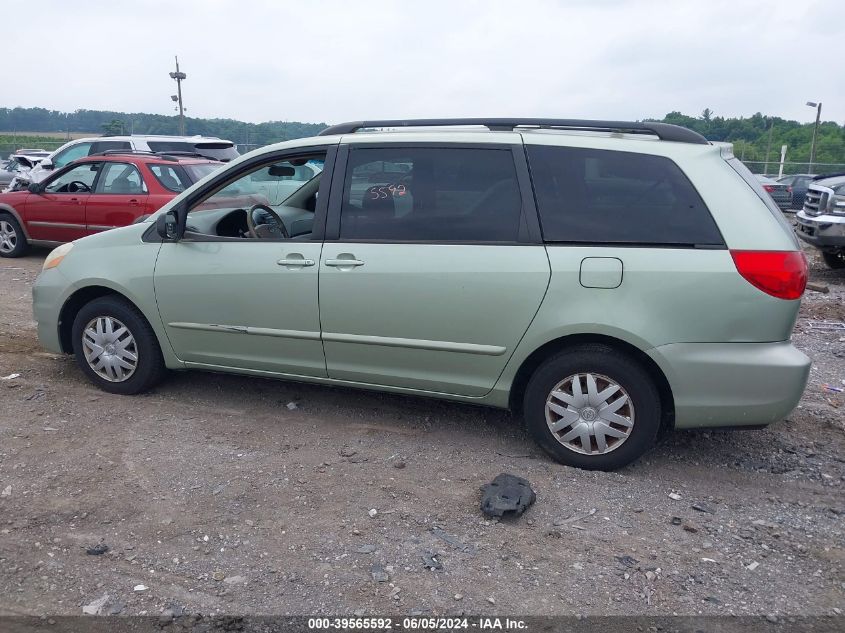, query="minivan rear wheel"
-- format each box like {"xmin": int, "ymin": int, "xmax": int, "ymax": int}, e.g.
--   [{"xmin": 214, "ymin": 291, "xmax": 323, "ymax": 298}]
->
[
  {"xmin": 71, "ymin": 296, "xmax": 166, "ymax": 395},
  {"xmin": 523, "ymin": 344, "xmax": 661, "ymax": 470}
]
